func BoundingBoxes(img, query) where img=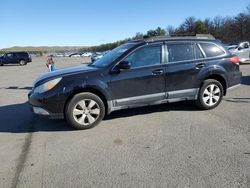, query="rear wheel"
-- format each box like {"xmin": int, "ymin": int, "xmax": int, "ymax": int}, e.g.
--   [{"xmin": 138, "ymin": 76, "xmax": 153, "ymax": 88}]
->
[
  {"xmin": 65, "ymin": 92, "xmax": 105, "ymax": 130},
  {"xmin": 19, "ymin": 60, "xmax": 27, "ymax": 66},
  {"xmin": 196, "ymin": 79, "xmax": 224, "ymax": 110}
]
